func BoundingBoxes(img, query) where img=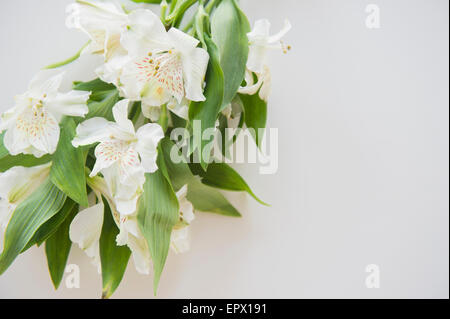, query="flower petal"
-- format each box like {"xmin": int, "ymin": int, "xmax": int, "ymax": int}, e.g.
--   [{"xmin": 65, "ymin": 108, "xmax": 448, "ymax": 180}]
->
[
  {"xmin": 171, "ymin": 227, "xmax": 191, "ymax": 254},
  {"xmin": 268, "ymin": 19, "xmax": 292, "ymax": 44},
  {"xmin": 247, "ymin": 45, "xmax": 267, "ymax": 74},
  {"xmin": 45, "ymin": 90, "xmax": 90, "ymax": 121},
  {"xmin": 121, "ymin": 9, "xmax": 170, "ymax": 56},
  {"xmin": 135, "ymin": 123, "xmax": 164, "ymax": 173},
  {"xmin": 167, "ymin": 28, "xmax": 200, "ymax": 53},
  {"xmin": 181, "ymin": 48, "xmax": 209, "ymax": 102},
  {"xmin": 21, "ymin": 108, "xmax": 60, "ymax": 155},
  {"xmin": 127, "ymin": 235, "xmax": 151, "ymax": 275},
  {"xmin": 69, "ymin": 201, "xmax": 104, "ymax": 258},
  {"xmin": 112, "ymin": 99, "xmax": 135, "ymax": 135},
  {"xmin": 72, "ymin": 117, "xmax": 112, "ymax": 147},
  {"xmin": 28, "ymin": 70, "xmax": 64, "ymax": 99}
]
